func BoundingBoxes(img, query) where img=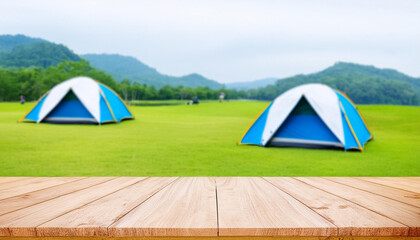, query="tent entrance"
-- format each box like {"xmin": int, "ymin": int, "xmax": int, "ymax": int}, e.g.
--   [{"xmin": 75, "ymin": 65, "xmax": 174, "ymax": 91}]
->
[
  {"xmin": 268, "ymin": 96, "xmax": 343, "ymax": 149},
  {"xmin": 43, "ymin": 90, "xmax": 96, "ymax": 124}
]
